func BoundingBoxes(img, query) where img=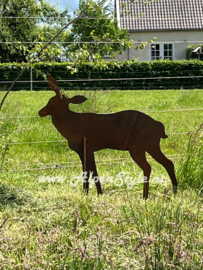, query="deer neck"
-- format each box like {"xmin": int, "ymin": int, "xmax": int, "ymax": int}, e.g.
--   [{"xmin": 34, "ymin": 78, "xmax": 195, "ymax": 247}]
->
[
  {"xmin": 50, "ymin": 107, "xmax": 77, "ymax": 138},
  {"xmin": 51, "ymin": 105, "xmax": 69, "ymax": 122}
]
